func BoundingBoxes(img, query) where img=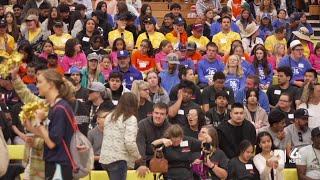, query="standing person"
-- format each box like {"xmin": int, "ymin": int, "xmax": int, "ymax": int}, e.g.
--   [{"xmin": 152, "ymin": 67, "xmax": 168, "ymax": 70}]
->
[
  {"xmin": 253, "ymin": 131, "xmax": 285, "ymax": 180},
  {"xmin": 300, "ymin": 83, "xmax": 320, "ymax": 129},
  {"xmin": 23, "ymin": 69, "xmax": 74, "ymax": 179},
  {"xmin": 99, "ymin": 92, "xmax": 142, "ymax": 180},
  {"xmin": 131, "ymin": 80, "xmax": 154, "ymax": 121},
  {"xmin": 145, "ymin": 71, "xmax": 170, "ymax": 104},
  {"xmin": 227, "ymin": 140, "xmax": 260, "ymax": 179},
  {"xmin": 217, "ymin": 103, "xmax": 256, "ymax": 159},
  {"xmin": 204, "ymin": 91, "xmax": 230, "ymax": 127}
]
